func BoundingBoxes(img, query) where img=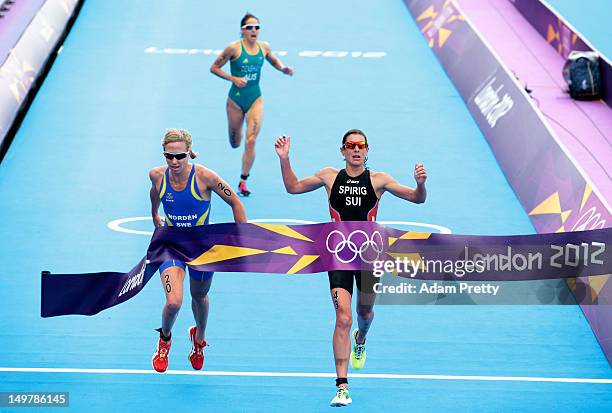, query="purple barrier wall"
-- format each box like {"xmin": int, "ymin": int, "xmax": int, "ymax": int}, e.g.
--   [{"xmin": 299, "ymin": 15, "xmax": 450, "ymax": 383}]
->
[
  {"xmin": 0, "ymin": 0, "xmax": 46, "ymax": 65},
  {"xmin": 0, "ymin": 0, "xmax": 80, "ymax": 150},
  {"xmin": 403, "ymin": 0, "xmax": 612, "ymax": 365},
  {"xmin": 511, "ymin": 0, "xmax": 612, "ymax": 108}
]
